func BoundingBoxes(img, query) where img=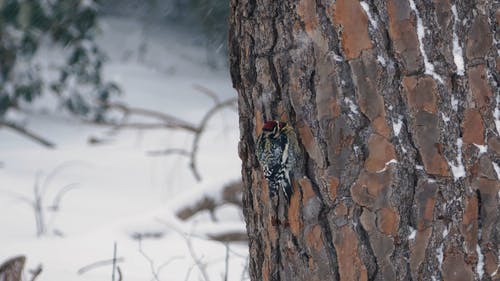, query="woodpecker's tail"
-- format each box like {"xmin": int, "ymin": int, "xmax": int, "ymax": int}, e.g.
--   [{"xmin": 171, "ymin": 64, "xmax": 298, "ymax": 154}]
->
[{"xmin": 281, "ymin": 180, "xmax": 293, "ymax": 203}]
